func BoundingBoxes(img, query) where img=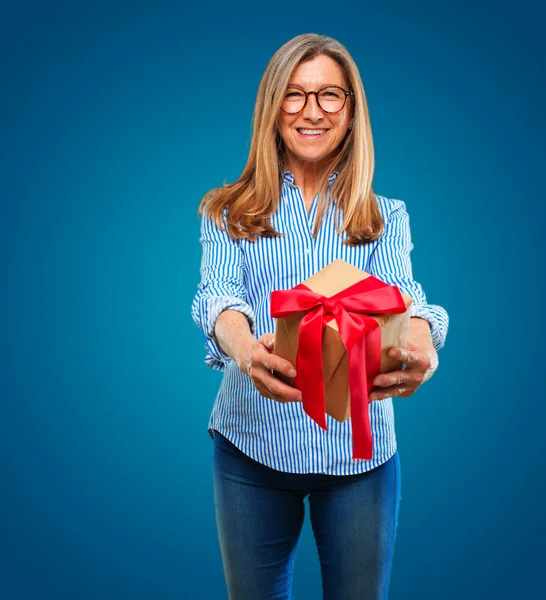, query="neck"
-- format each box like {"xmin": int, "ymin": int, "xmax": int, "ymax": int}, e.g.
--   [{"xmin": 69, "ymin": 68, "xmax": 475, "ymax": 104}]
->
[{"xmin": 283, "ymin": 155, "xmax": 335, "ymax": 190}]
